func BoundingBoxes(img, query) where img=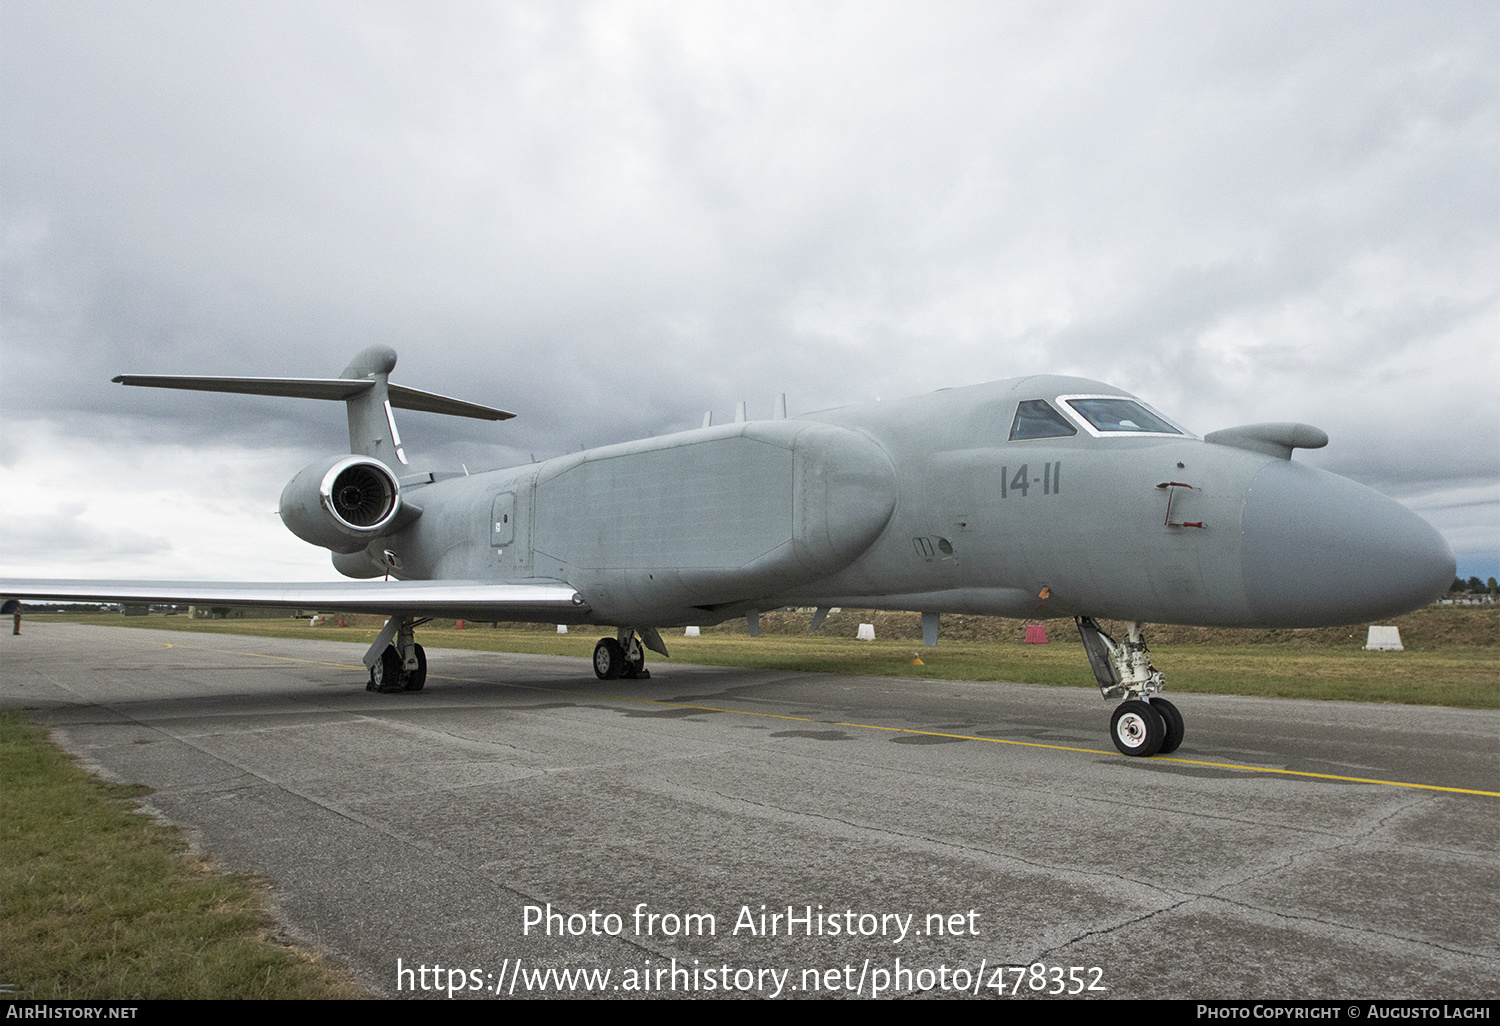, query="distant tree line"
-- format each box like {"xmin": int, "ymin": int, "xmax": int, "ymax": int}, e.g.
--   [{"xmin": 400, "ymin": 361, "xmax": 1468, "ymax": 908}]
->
[{"xmin": 1449, "ymin": 576, "xmax": 1499, "ymax": 594}]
